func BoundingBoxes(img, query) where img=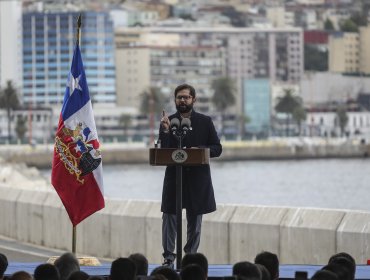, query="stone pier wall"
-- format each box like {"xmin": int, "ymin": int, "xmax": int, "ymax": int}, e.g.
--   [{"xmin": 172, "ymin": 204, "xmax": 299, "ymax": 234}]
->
[{"xmin": 1, "ymin": 185, "xmax": 369, "ymax": 265}]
